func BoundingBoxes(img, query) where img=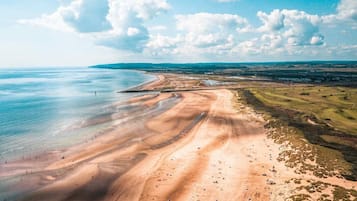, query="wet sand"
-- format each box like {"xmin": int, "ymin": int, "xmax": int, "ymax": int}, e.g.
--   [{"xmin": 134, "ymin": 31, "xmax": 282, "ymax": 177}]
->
[
  {"xmin": 21, "ymin": 89, "xmax": 273, "ymax": 201},
  {"xmin": 1, "ymin": 74, "xmax": 356, "ymax": 201}
]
